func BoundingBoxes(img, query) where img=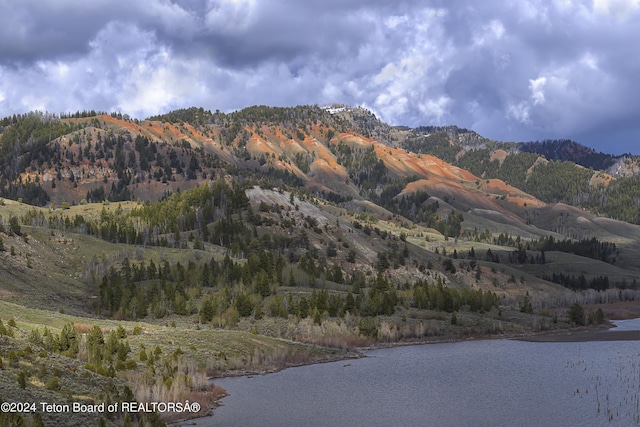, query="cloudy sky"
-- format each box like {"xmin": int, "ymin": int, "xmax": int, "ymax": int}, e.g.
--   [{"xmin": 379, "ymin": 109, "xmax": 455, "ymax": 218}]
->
[{"xmin": 1, "ymin": 0, "xmax": 639, "ymax": 154}]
